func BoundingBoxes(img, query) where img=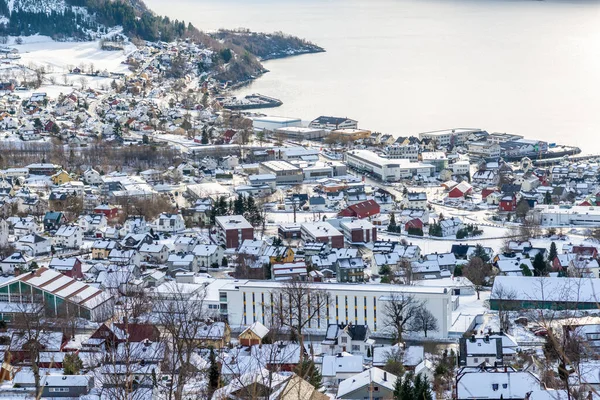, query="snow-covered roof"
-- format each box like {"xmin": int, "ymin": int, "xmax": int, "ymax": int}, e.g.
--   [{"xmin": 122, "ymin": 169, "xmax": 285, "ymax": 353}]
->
[
  {"xmin": 321, "ymin": 353, "xmax": 364, "ymax": 377},
  {"xmin": 337, "ymin": 367, "xmax": 397, "ymax": 398},
  {"xmin": 457, "ymin": 370, "xmax": 540, "ymax": 399}
]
